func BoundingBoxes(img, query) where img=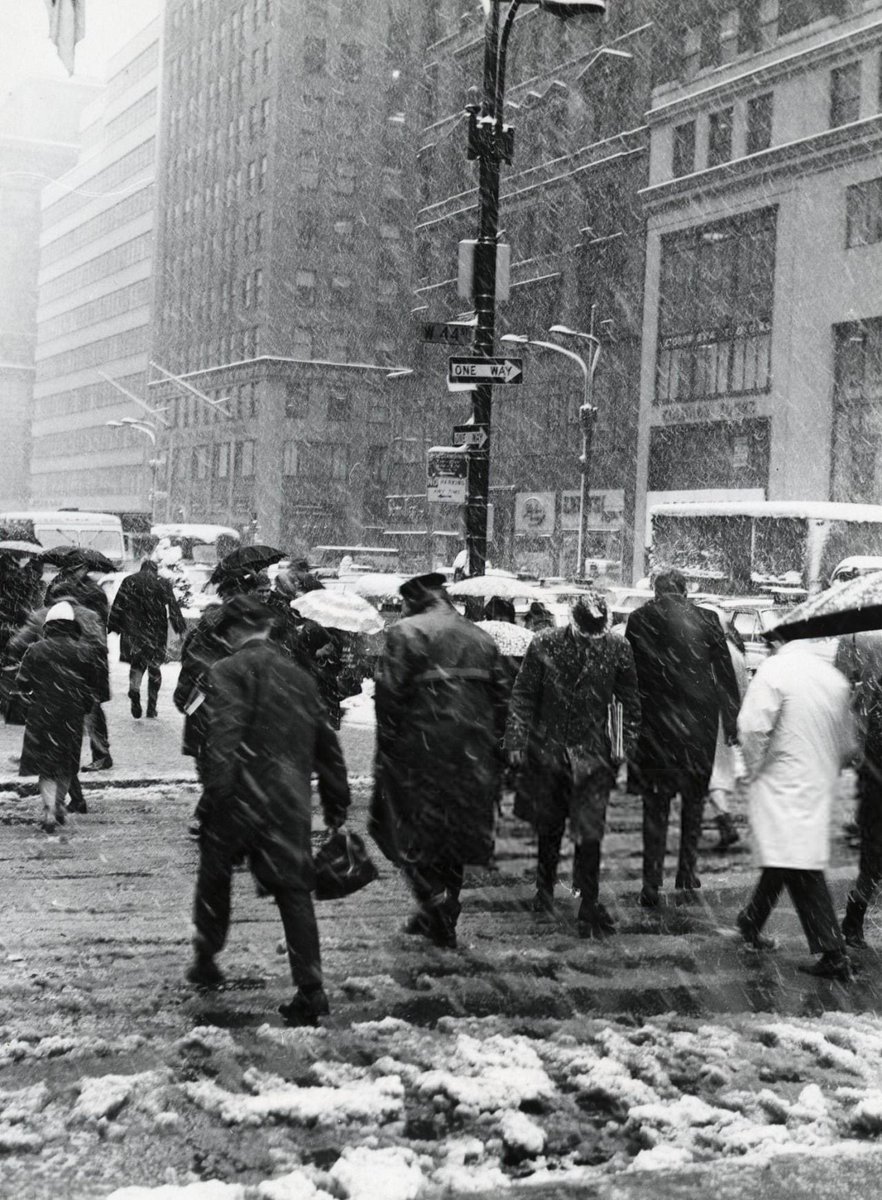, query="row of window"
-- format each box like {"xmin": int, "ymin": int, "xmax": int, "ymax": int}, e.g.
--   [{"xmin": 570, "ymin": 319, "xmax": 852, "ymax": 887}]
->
[
  {"xmin": 107, "ymin": 41, "xmax": 158, "ymax": 103},
  {"xmin": 41, "ymin": 185, "xmax": 155, "ymax": 268},
  {"xmin": 284, "ymin": 381, "xmax": 389, "ymax": 424},
  {"xmin": 39, "ymin": 279, "xmax": 152, "ymax": 345},
  {"xmin": 302, "ymin": 38, "xmax": 365, "ymax": 80},
  {"xmin": 33, "ymin": 373, "xmax": 146, "ymax": 420},
  {"xmin": 168, "ymin": 41, "xmax": 271, "ymax": 119},
  {"xmin": 105, "ymin": 89, "xmax": 158, "ymax": 147},
  {"xmin": 170, "ymin": 0, "xmax": 272, "ymax": 39},
  {"xmin": 846, "ymin": 175, "xmax": 882, "ymax": 248},
  {"xmin": 39, "ymin": 233, "xmax": 152, "ymax": 306},
  {"xmin": 167, "ymin": 327, "xmax": 263, "ymax": 376},
  {"xmin": 191, "ymin": 440, "xmax": 256, "ymax": 480},
  {"xmin": 32, "ymin": 423, "xmax": 150, "ymax": 459},
  {"xmin": 163, "ymin": 154, "xmax": 267, "ymax": 235},
  {"xmin": 282, "ymin": 441, "xmax": 348, "ymax": 481},
  {"xmin": 30, "ymin": 464, "xmax": 147, "ymax": 497},
  {"xmin": 35, "ymin": 326, "xmax": 150, "ymax": 383},
  {"xmin": 44, "ymin": 139, "xmax": 156, "ymax": 229}
]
